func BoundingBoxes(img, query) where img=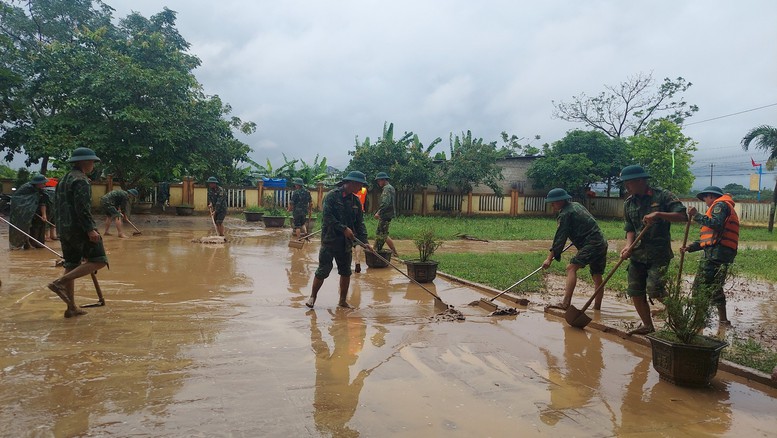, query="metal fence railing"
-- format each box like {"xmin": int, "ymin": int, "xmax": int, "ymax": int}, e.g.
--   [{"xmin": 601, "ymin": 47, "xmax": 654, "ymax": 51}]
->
[
  {"xmin": 478, "ymin": 194, "xmax": 504, "ymax": 212},
  {"xmin": 397, "ymin": 191, "xmax": 414, "ymax": 213},
  {"xmin": 433, "ymin": 193, "xmax": 462, "ymax": 212},
  {"xmin": 524, "ymin": 196, "xmax": 546, "ymax": 212}
]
